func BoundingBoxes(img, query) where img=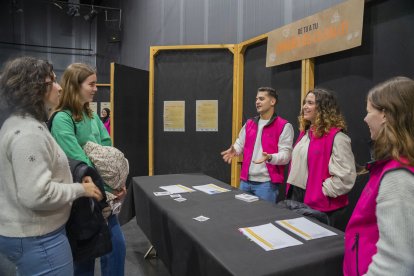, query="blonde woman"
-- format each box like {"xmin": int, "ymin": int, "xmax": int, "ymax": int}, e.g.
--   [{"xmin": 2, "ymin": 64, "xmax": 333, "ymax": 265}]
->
[{"xmin": 51, "ymin": 63, "xmax": 126, "ymax": 276}]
